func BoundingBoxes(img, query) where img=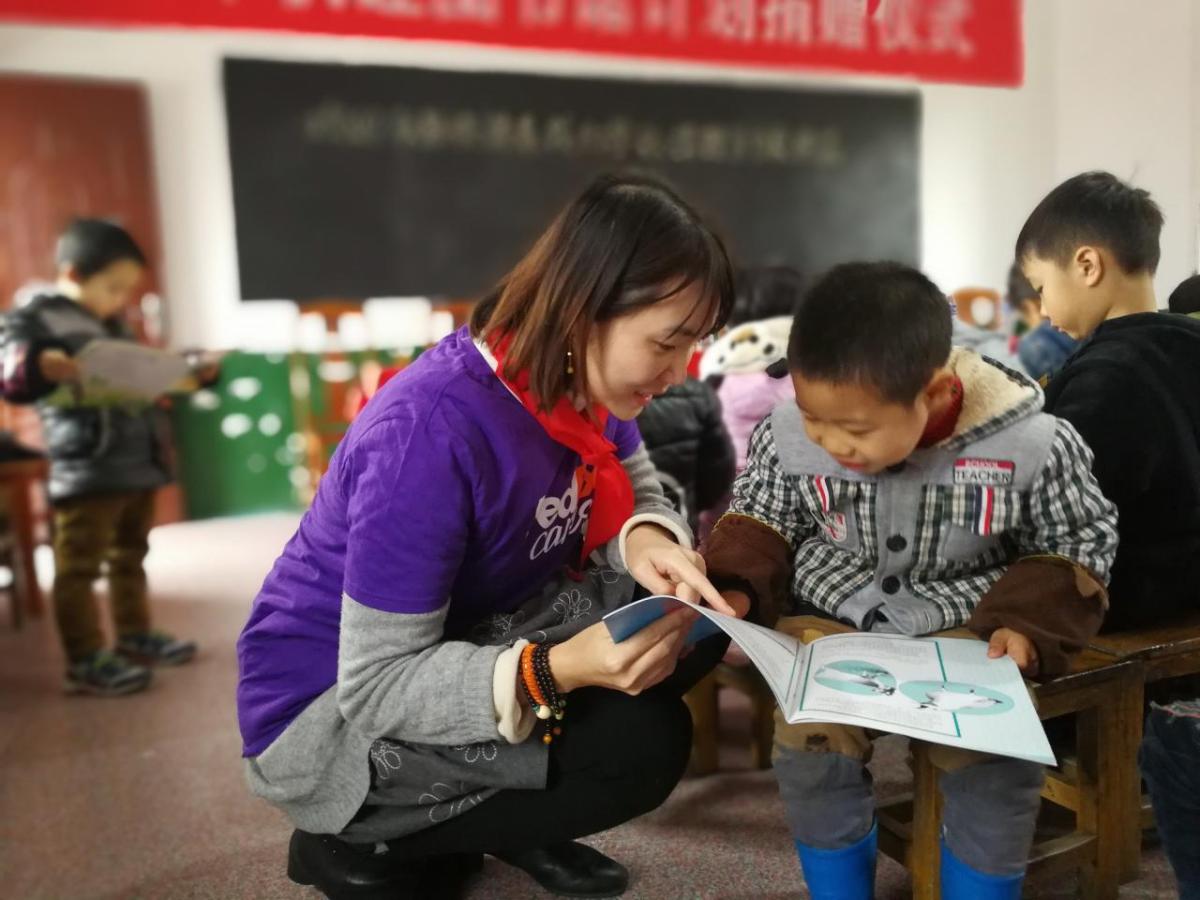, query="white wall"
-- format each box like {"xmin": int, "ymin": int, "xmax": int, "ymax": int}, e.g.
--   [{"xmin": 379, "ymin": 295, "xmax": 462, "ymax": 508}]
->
[
  {"xmin": 1051, "ymin": 0, "xmax": 1196, "ymax": 300},
  {"xmin": 0, "ymin": 2, "xmax": 1193, "ymax": 347},
  {"xmin": 918, "ymin": 0, "xmax": 1055, "ymax": 294}
]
